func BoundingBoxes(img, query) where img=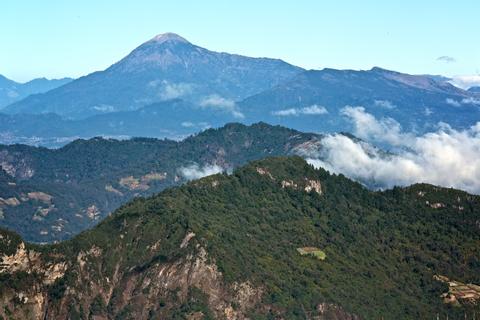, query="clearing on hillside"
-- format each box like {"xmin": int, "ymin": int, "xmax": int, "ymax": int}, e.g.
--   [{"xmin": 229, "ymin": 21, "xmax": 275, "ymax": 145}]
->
[{"xmin": 297, "ymin": 247, "xmax": 326, "ymax": 260}]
